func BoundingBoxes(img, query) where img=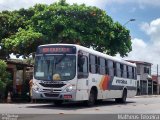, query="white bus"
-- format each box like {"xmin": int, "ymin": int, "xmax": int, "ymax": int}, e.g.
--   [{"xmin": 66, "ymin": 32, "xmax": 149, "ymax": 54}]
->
[{"xmin": 32, "ymin": 44, "xmax": 137, "ymax": 106}]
